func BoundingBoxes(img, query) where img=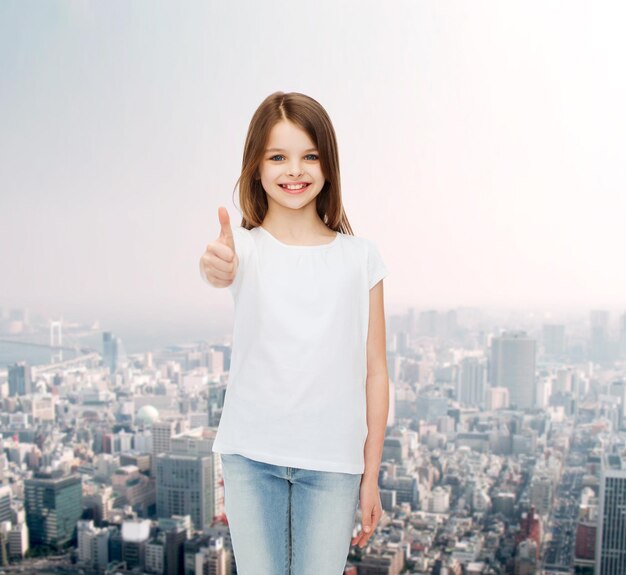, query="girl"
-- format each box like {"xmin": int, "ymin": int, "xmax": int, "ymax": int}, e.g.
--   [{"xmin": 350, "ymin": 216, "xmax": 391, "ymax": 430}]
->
[{"xmin": 199, "ymin": 91, "xmax": 389, "ymax": 574}]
